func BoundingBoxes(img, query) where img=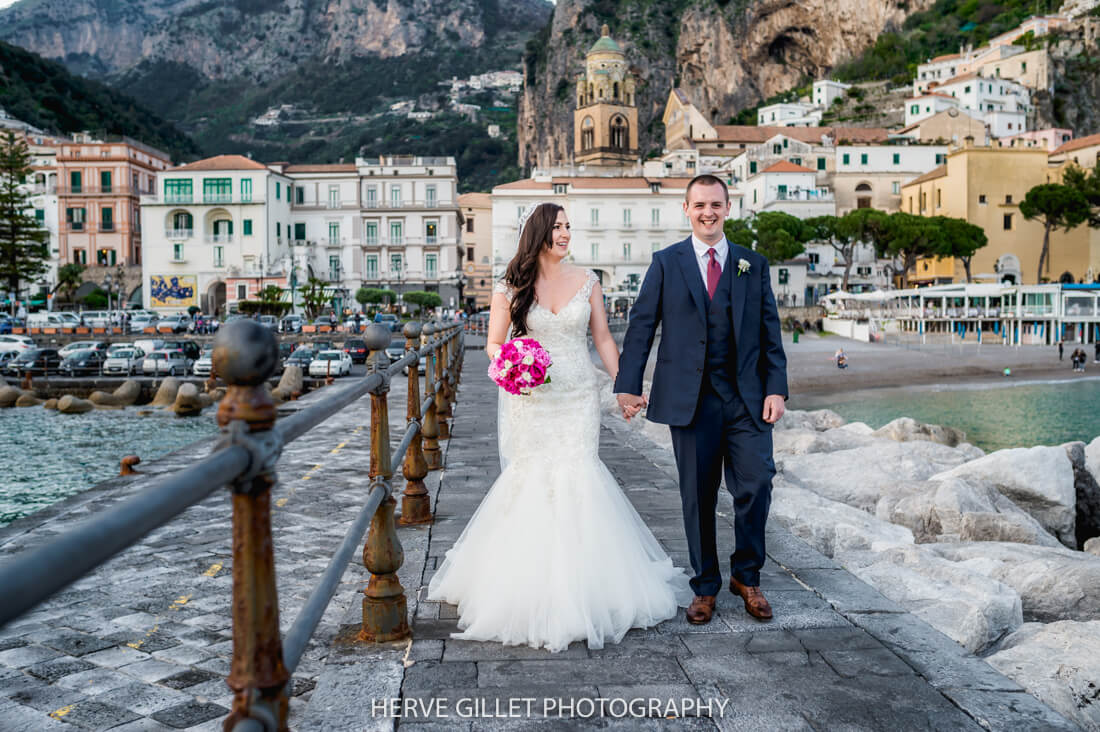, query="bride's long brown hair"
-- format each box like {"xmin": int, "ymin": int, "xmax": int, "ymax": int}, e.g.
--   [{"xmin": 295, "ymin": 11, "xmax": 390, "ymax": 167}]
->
[{"xmin": 504, "ymin": 203, "xmax": 564, "ymax": 337}]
